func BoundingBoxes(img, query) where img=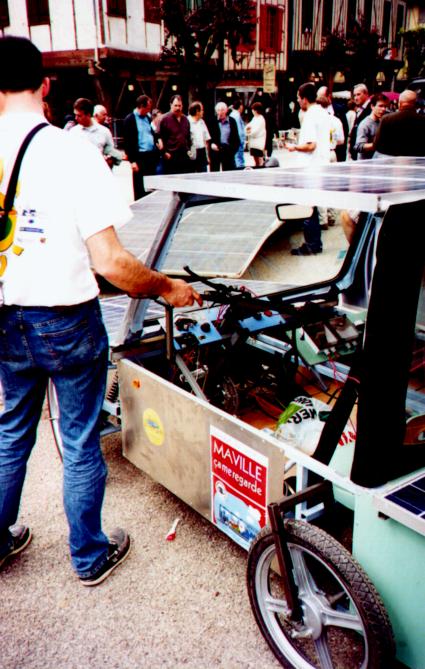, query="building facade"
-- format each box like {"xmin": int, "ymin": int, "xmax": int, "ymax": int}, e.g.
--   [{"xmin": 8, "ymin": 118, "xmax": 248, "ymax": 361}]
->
[{"xmin": 0, "ymin": 0, "xmax": 422, "ymax": 126}]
